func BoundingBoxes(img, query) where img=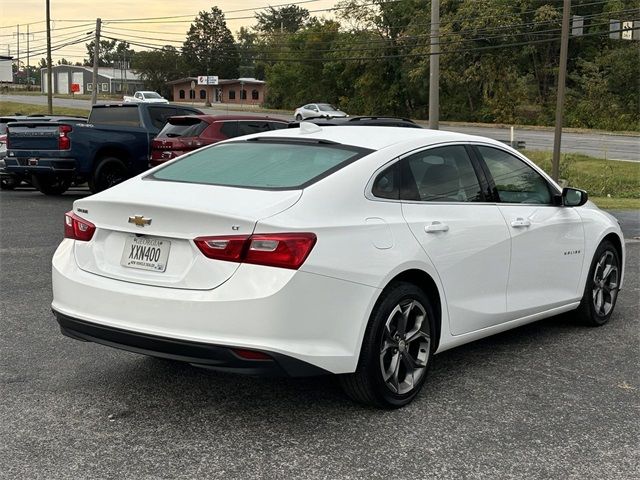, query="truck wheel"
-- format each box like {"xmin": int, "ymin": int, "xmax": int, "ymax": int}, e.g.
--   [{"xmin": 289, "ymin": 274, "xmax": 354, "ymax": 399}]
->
[
  {"xmin": 31, "ymin": 174, "xmax": 71, "ymax": 195},
  {"xmin": 0, "ymin": 176, "xmax": 19, "ymax": 190},
  {"xmin": 90, "ymin": 157, "xmax": 128, "ymax": 193}
]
